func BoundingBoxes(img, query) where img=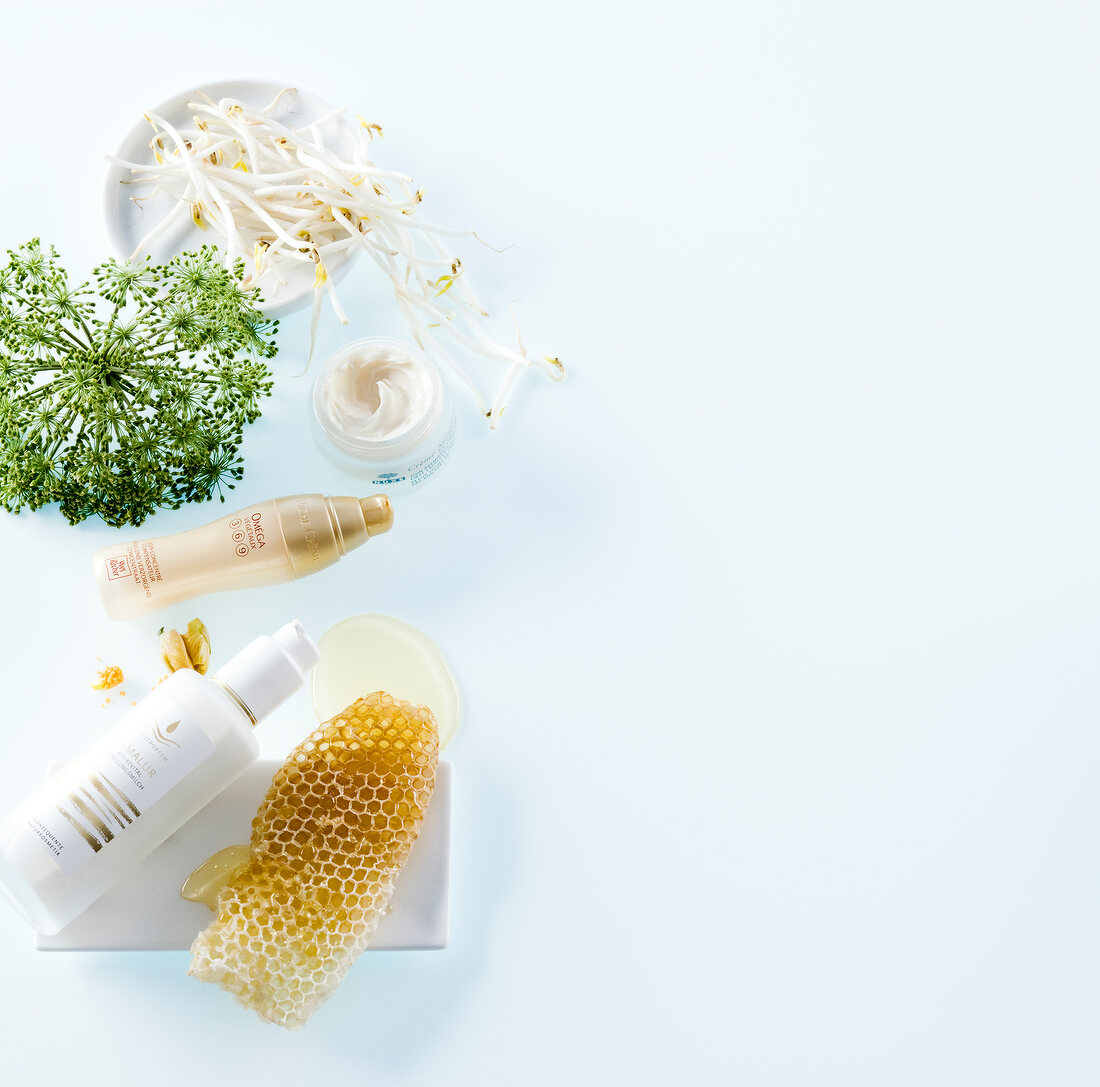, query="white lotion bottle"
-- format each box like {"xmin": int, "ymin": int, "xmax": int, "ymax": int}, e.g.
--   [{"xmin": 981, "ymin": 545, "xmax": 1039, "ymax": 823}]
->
[{"xmin": 0, "ymin": 620, "xmax": 319, "ymax": 935}]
